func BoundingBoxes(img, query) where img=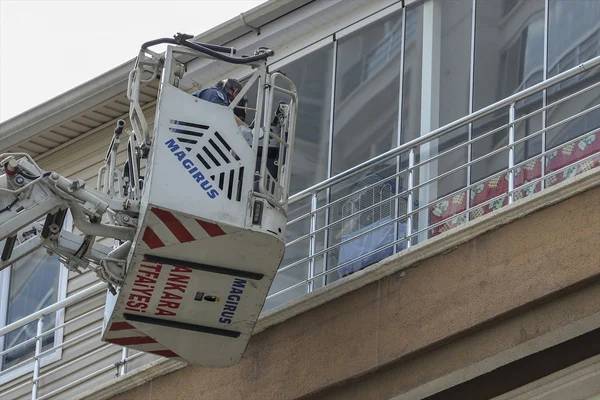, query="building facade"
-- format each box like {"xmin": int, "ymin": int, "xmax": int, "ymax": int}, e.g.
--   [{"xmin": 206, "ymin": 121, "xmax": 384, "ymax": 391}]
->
[{"xmin": 1, "ymin": 0, "xmax": 600, "ymax": 399}]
